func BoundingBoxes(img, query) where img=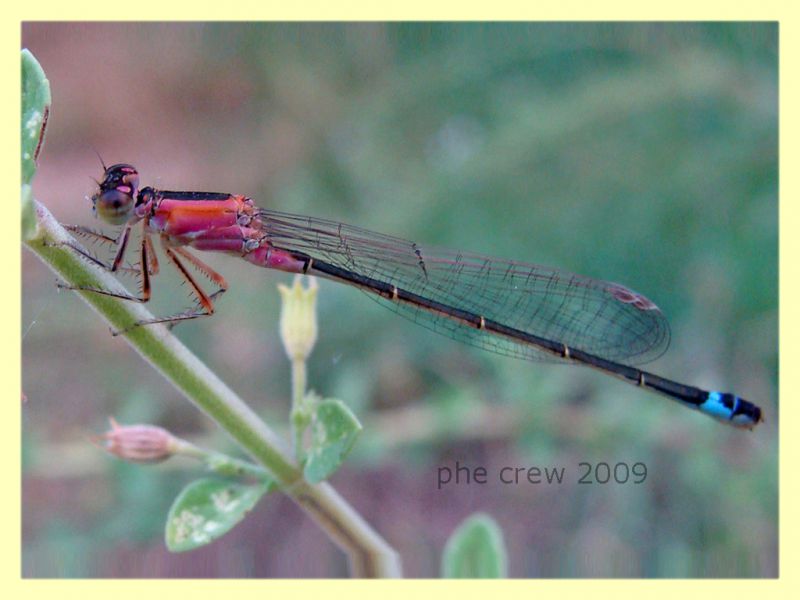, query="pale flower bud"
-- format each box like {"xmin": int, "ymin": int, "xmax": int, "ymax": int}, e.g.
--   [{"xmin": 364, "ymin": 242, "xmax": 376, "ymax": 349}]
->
[
  {"xmin": 100, "ymin": 417, "xmax": 178, "ymax": 464},
  {"xmin": 278, "ymin": 275, "xmax": 318, "ymax": 361}
]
